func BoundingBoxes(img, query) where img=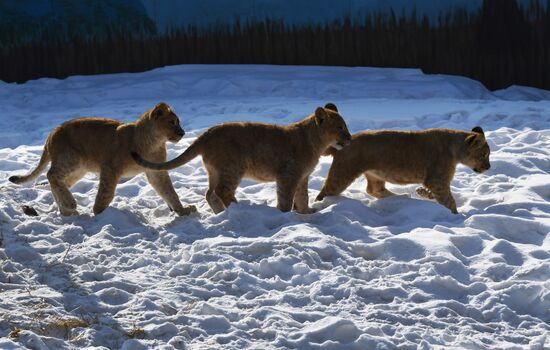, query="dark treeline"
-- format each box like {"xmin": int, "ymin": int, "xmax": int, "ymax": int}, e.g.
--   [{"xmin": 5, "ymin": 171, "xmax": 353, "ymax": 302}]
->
[{"xmin": 1, "ymin": 0, "xmax": 549, "ymax": 90}]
